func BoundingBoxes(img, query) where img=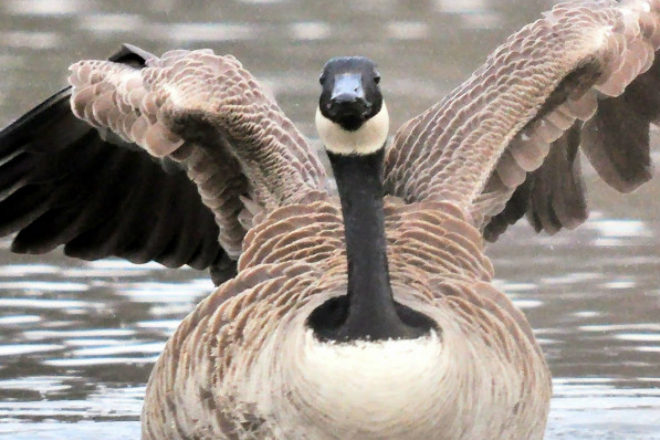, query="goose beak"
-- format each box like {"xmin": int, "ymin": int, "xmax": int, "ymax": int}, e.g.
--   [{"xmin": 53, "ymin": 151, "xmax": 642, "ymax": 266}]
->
[{"xmin": 327, "ymin": 73, "xmax": 371, "ymax": 121}]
